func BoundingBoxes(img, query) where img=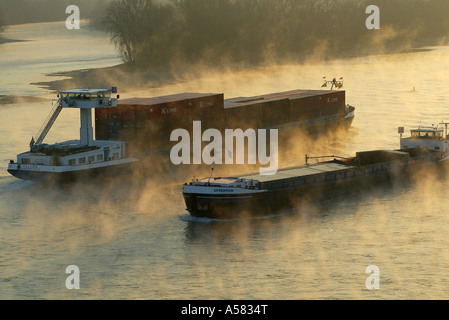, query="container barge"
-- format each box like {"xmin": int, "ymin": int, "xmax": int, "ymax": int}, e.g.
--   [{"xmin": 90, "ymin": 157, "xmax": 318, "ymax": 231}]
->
[
  {"xmin": 7, "ymin": 84, "xmax": 355, "ymax": 182},
  {"xmin": 95, "ymin": 87, "xmax": 355, "ymax": 156},
  {"xmin": 182, "ymin": 125, "xmax": 449, "ymax": 219}
]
